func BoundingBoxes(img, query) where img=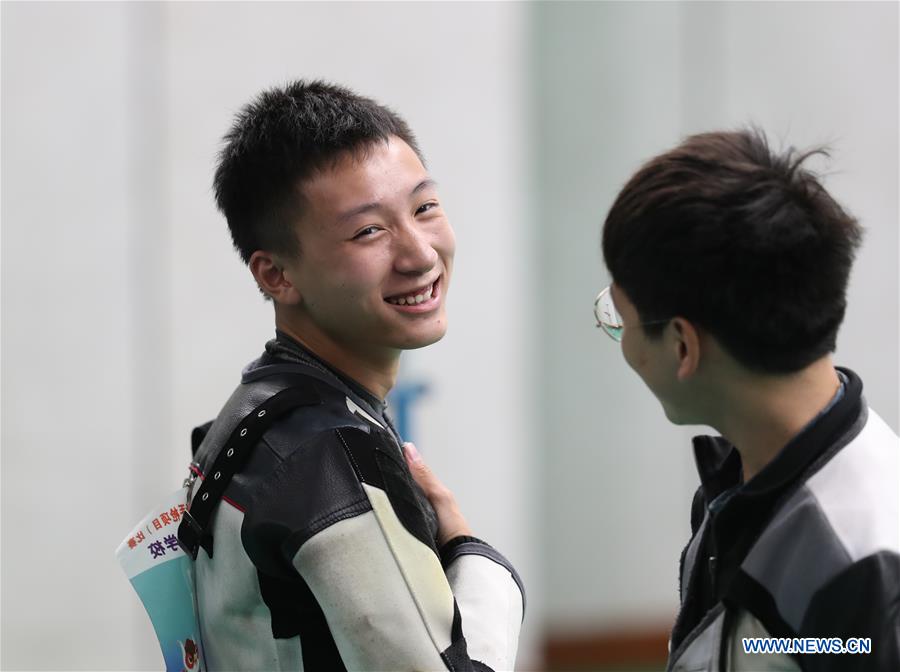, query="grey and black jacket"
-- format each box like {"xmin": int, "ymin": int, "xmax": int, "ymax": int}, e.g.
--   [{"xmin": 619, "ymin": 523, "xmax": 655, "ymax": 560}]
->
[
  {"xmin": 186, "ymin": 336, "xmax": 525, "ymax": 671},
  {"xmin": 668, "ymin": 368, "xmax": 899, "ymax": 671}
]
